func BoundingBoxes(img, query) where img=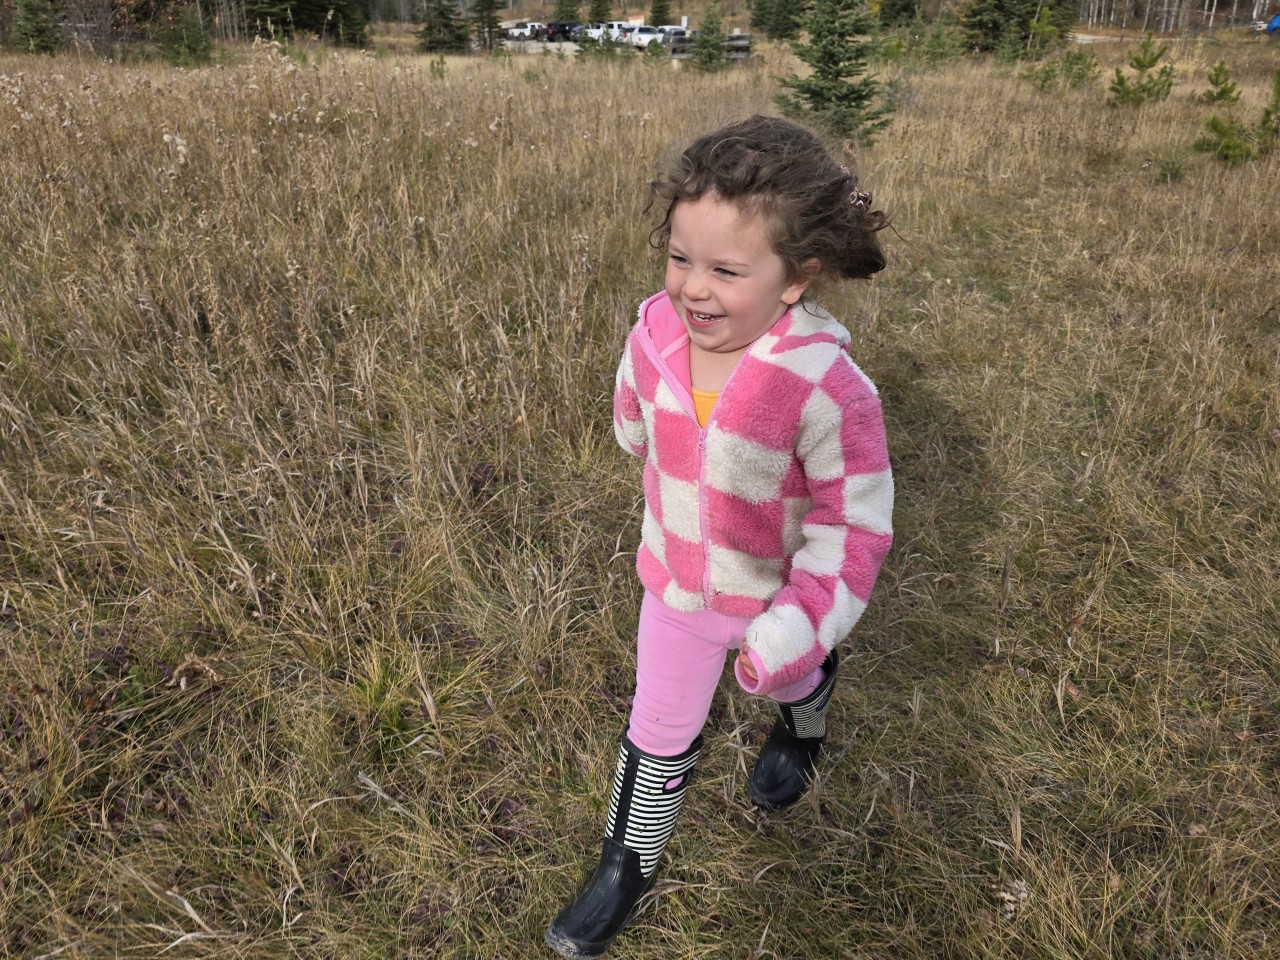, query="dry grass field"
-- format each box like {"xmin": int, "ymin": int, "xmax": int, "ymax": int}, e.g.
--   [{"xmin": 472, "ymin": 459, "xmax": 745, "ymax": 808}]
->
[{"xmin": 1, "ymin": 30, "xmax": 1277, "ymax": 960}]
